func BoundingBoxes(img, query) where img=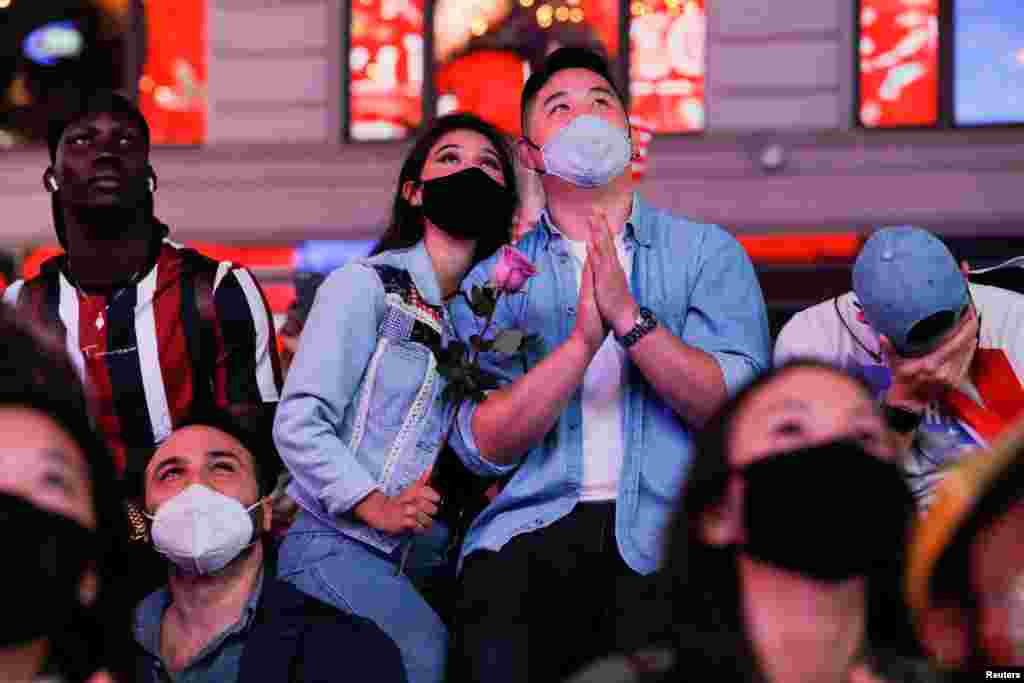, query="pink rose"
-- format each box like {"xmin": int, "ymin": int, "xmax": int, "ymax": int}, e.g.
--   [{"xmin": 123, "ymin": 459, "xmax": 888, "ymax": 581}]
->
[{"xmin": 491, "ymin": 245, "xmax": 537, "ymax": 293}]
